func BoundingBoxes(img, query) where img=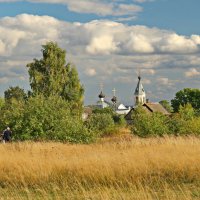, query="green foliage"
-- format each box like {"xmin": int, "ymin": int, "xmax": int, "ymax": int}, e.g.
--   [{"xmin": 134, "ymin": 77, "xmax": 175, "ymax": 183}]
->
[
  {"xmin": 159, "ymin": 100, "xmax": 173, "ymax": 113},
  {"xmin": 112, "ymin": 114, "xmax": 126, "ymax": 126},
  {"xmin": 27, "ymin": 42, "xmax": 84, "ymax": 108},
  {"xmin": 4, "ymin": 86, "xmax": 27, "ymax": 103},
  {"xmin": 178, "ymin": 117, "xmax": 200, "ymax": 135},
  {"xmin": 171, "ymin": 88, "xmax": 200, "ymax": 112},
  {"xmin": 168, "ymin": 104, "xmax": 200, "ymax": 136},
  {"xmin": 130, "ymin": 104, "xmax": 200, "ymax": 137},
  {"xmin": 86, "ymin": 113, "xmax": 115, "ymax": 136},
  {"xmin": 93, "ymin": 107, "xmax": 126, "ymax": 126},
  {"xmin": 0, "ymin": 95, "xmax": 94, "ymax": 143},
  {"xmin": 179, "ymin": 103, "xmax": 195, "ymax": 120},
  {"xmin": 92, "ymin": 107, "xmax": 114, "ymax": 115},
  {"xmin": 0, "ymin": 97, "xmax": 5, "ymax": 109},
  {"xmin": 131, "ymin": 105, "xmax": 169, "ymax": 137}
]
